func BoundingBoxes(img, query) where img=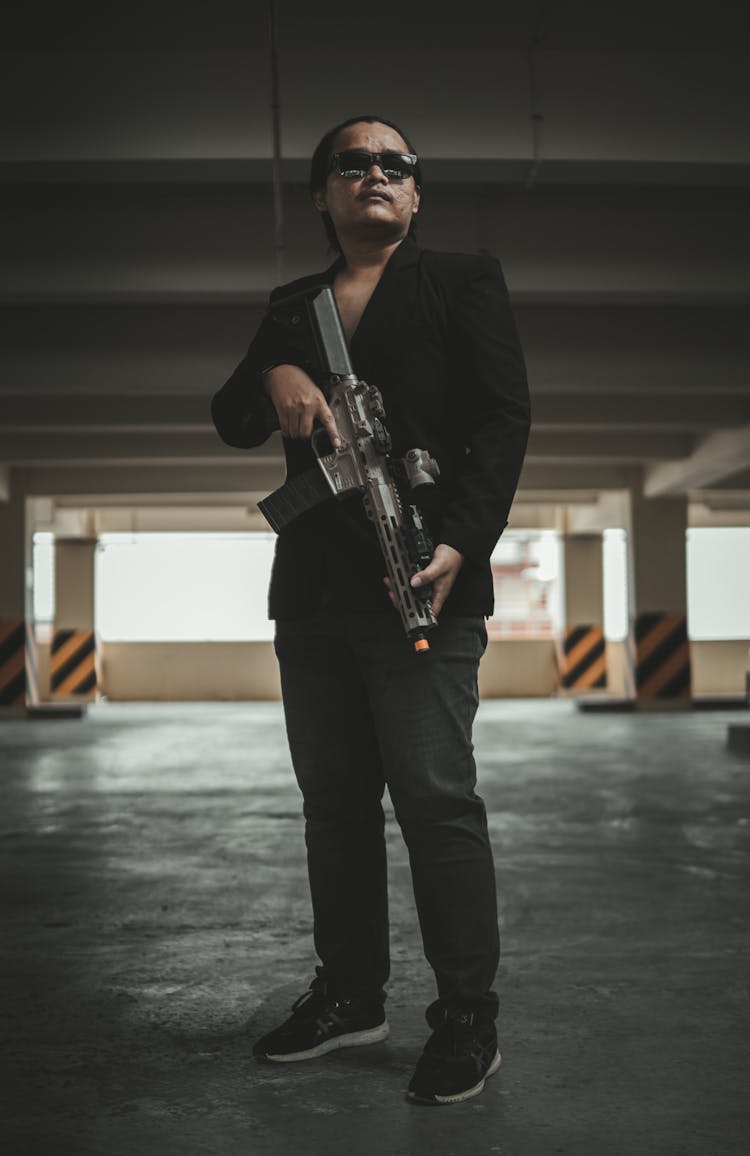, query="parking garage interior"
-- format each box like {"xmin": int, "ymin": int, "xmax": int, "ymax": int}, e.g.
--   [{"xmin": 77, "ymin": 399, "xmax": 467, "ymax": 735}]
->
[{"xmin": 1, "ymin": 3, "xmax": 749, "ymax": 1153}]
